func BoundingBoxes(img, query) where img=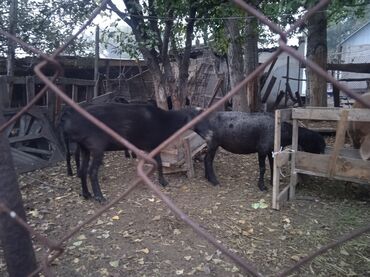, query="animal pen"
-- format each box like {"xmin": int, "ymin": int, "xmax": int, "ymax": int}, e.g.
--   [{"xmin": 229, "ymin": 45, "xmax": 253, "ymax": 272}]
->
[
  {"xmin": 272, "ymin": 107, "xmax": 370, "ymax": 210},
  {"xmin": 1, "ymin": 0, "xmax": 370, "ymax": 276}
]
